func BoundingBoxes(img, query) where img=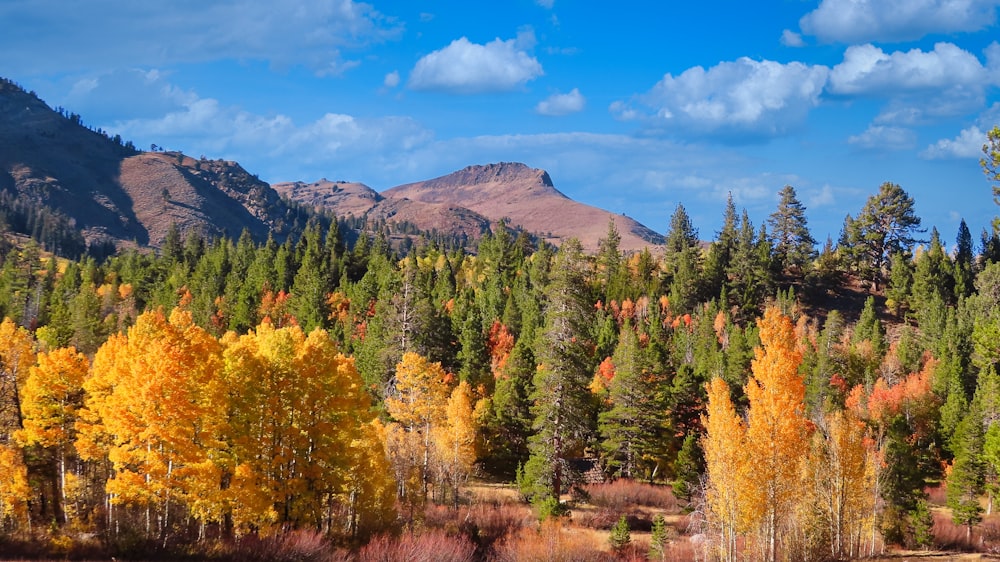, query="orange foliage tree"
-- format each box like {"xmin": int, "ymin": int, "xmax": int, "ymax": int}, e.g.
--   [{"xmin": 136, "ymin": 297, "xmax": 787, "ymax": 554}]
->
[
  {"xmin": 77, "ymin": 308, "xmax": 226, "ymax": 539},
  {"xmin": 742, "ymin": 307, "xmax": 810, "ymax": 562}
]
